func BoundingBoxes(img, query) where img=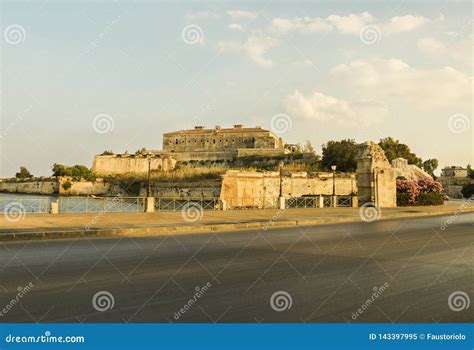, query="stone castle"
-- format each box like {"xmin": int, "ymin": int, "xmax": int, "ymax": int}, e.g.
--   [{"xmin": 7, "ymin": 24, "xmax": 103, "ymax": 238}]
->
[{"xmin": 92, "ymin": 125, "xmax": 292, "ymax": 174}]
